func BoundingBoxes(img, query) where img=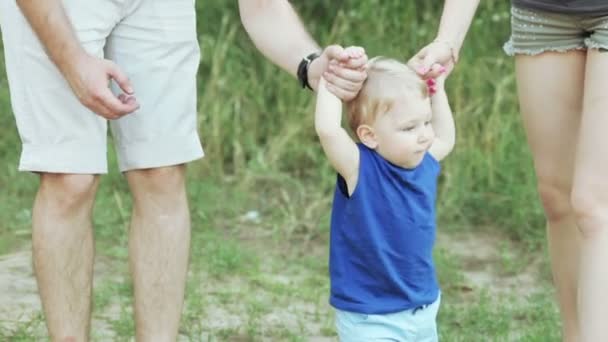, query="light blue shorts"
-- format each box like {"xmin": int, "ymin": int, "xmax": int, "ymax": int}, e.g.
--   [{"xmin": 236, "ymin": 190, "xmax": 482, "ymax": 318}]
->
[{"xmin": 335, "ymin": 294, "xmax": 441, "ymax": 342}]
